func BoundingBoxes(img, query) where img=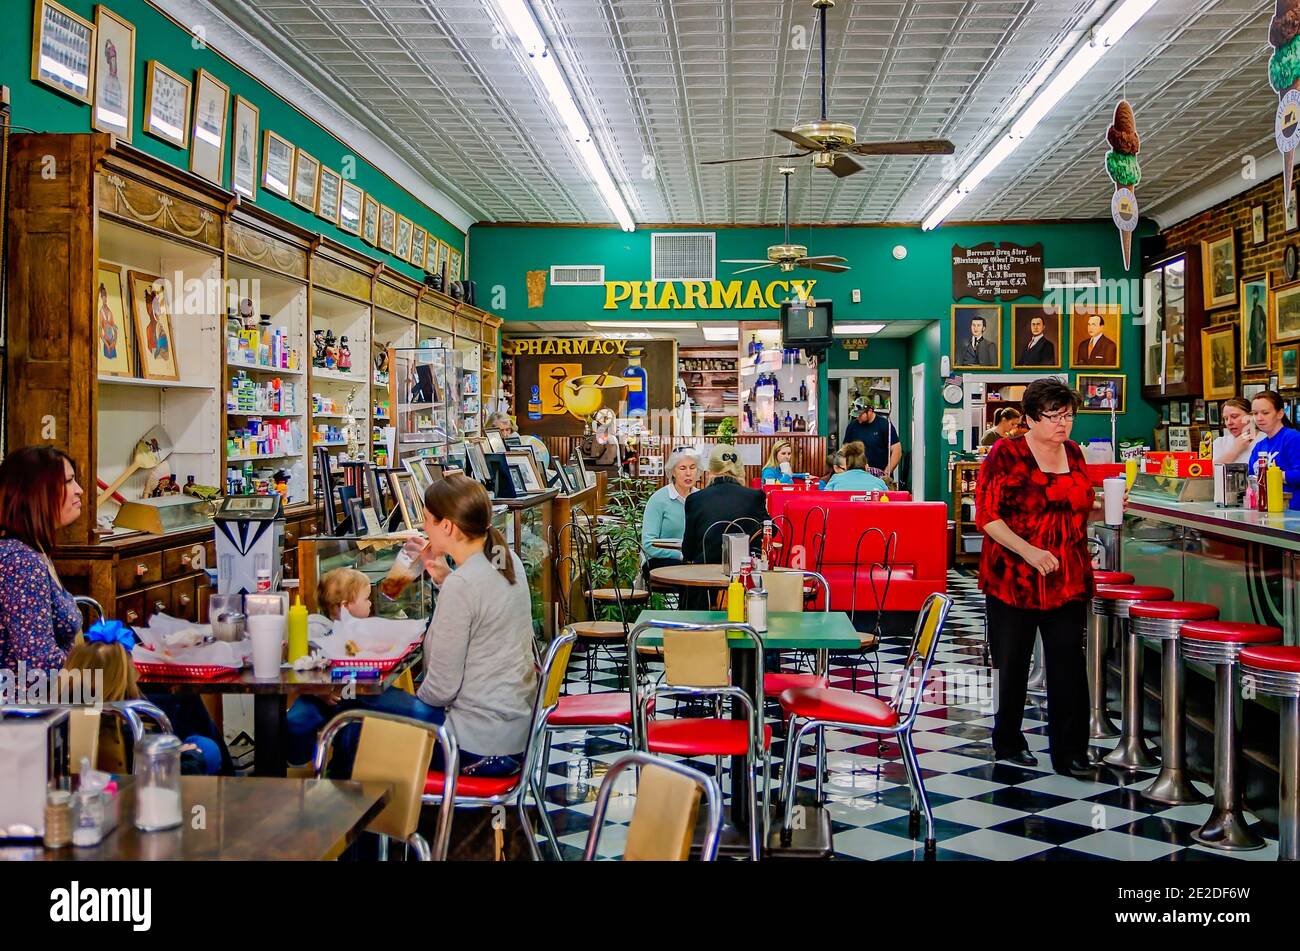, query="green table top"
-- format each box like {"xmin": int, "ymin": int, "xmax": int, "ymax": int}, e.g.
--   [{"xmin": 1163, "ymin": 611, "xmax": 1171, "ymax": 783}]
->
[{"xmin": 634, "ymin": 610, "xmax": 861, "ymax": 649}]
